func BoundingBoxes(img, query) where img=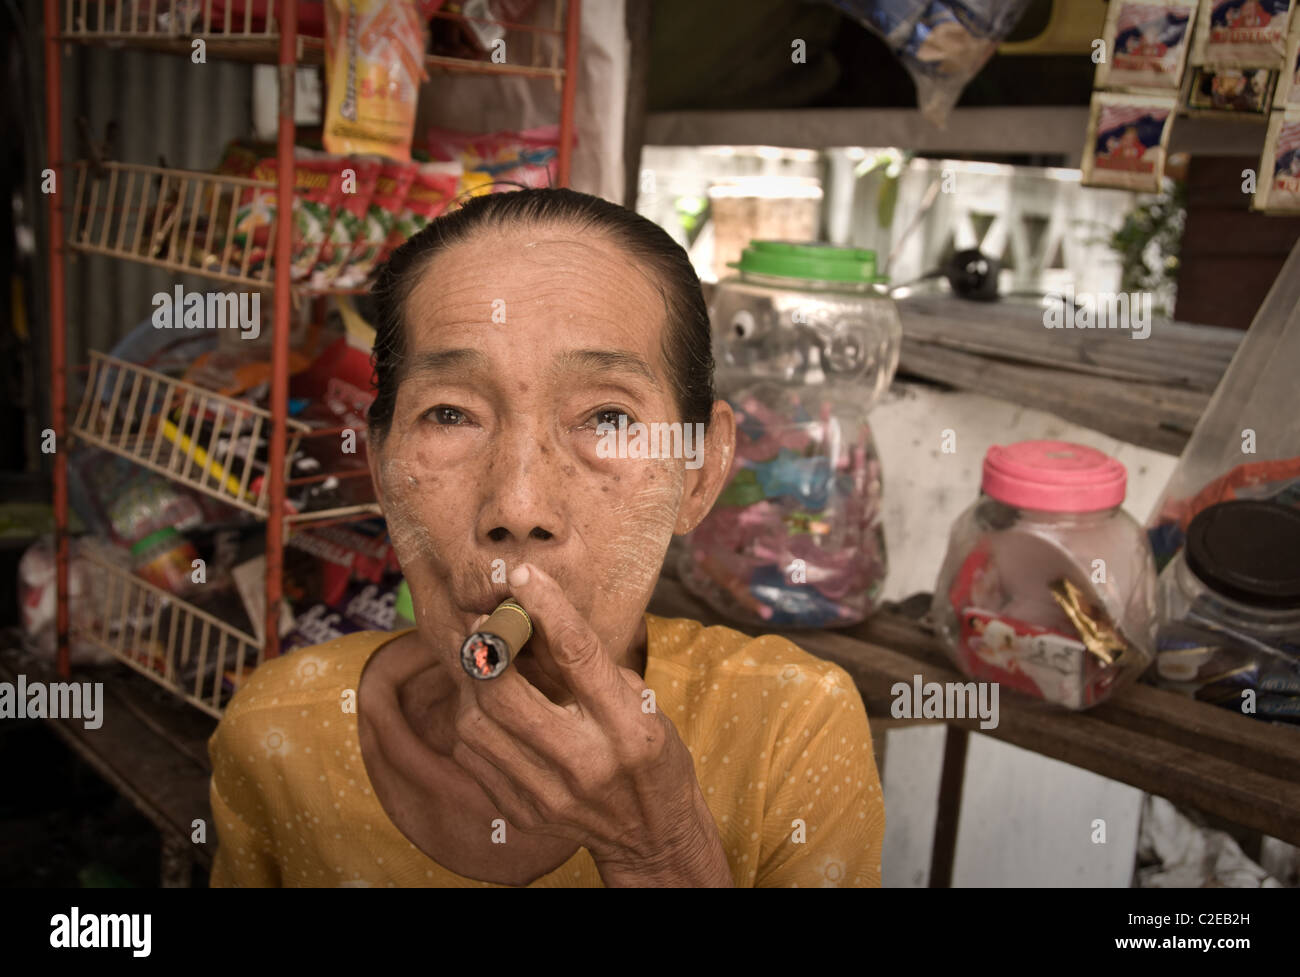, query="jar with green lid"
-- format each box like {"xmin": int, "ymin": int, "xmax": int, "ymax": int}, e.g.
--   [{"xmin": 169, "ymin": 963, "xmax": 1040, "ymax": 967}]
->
[{"xmin": 679, "ymin": 241, "xmax": 901, "ymax": 628}]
